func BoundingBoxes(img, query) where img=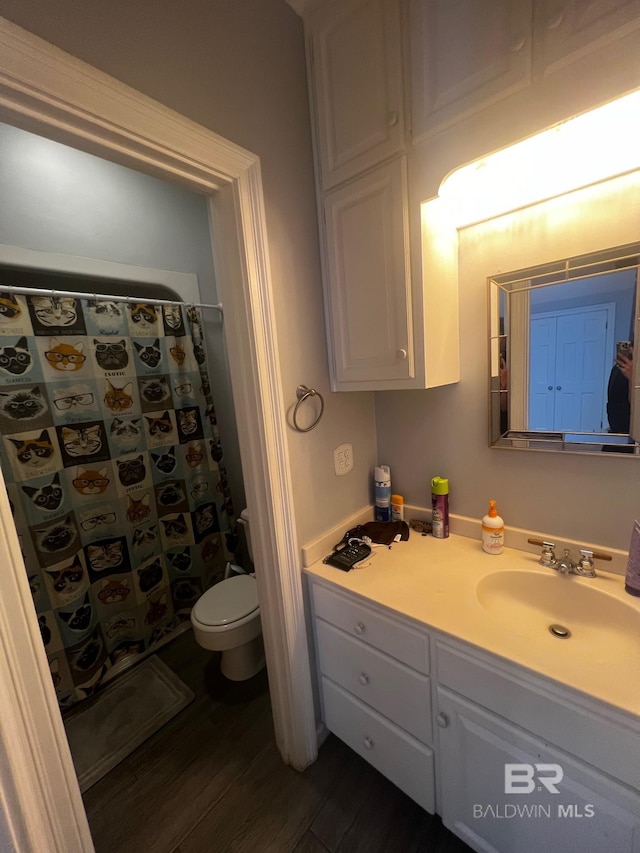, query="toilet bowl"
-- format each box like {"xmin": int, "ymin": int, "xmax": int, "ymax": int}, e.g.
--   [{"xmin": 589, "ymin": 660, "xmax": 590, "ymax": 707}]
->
[{"xmin": 190, "ymin": 509, "xmax": 265, "ymax": 681}]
